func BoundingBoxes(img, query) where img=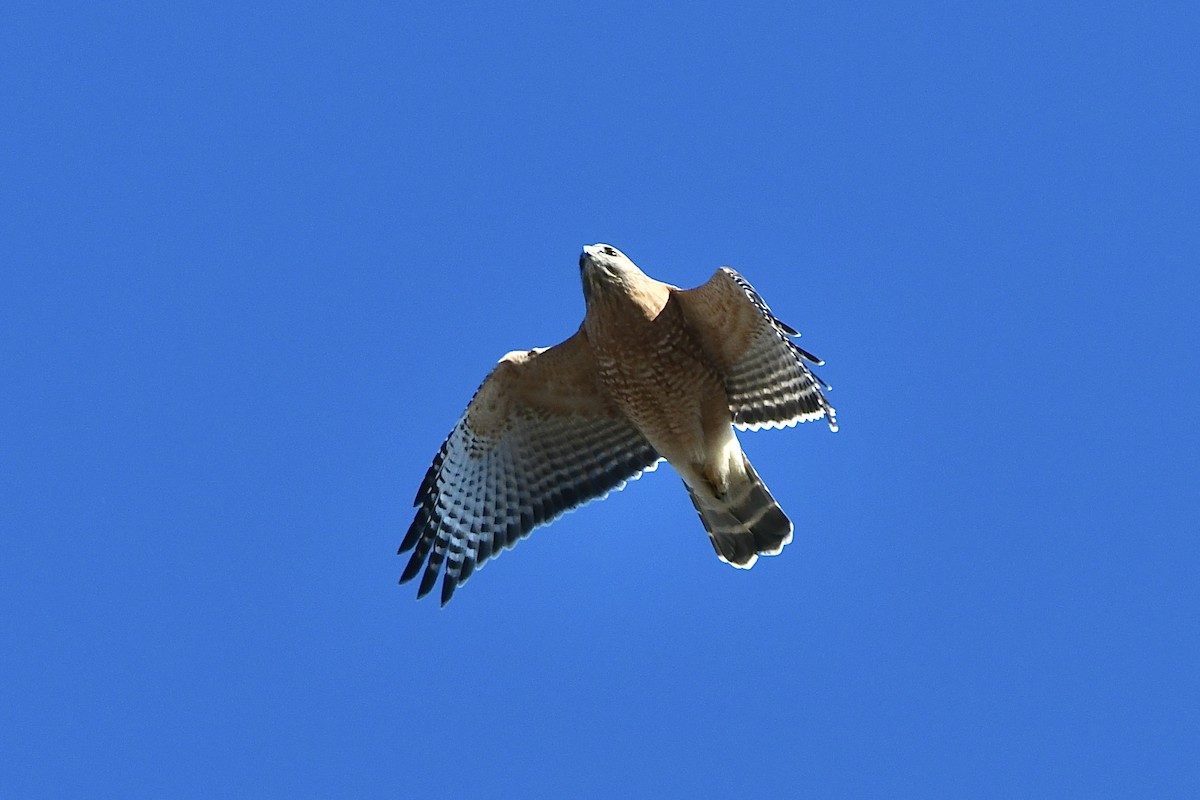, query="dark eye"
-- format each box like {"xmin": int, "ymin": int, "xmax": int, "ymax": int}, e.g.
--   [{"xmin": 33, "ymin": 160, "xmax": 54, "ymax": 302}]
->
[{"xmin": 603, "ymin": 247, "xmax": 617, "ymax": 256}]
